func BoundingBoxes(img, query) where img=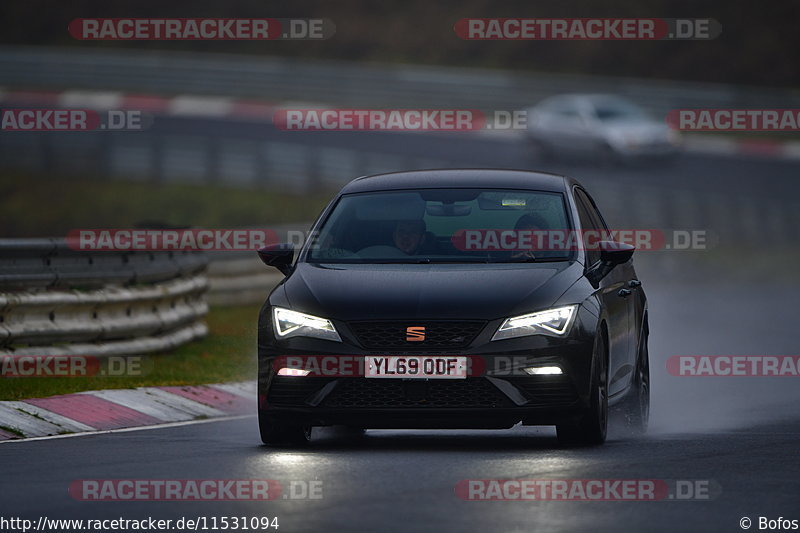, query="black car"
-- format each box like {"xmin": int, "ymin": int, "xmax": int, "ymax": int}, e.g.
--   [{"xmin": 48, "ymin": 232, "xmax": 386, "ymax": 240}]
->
[{"xmin": 256, "ymin": 169, "xmax": 649, "ymax": 446}]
